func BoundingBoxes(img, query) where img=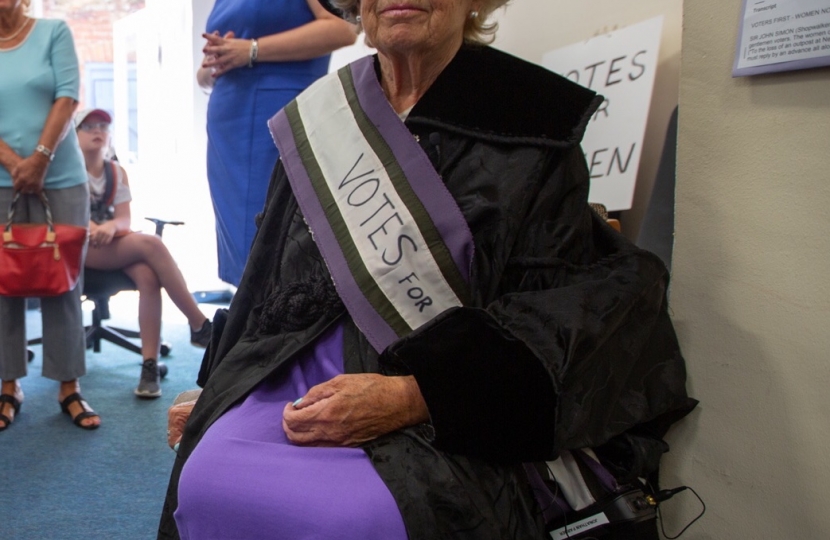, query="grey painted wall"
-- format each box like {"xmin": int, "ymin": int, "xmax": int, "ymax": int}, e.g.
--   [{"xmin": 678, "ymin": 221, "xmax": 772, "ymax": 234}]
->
[{"xmin": 664, "ymin": 0, "xmax": 830, "ymax": 537}]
